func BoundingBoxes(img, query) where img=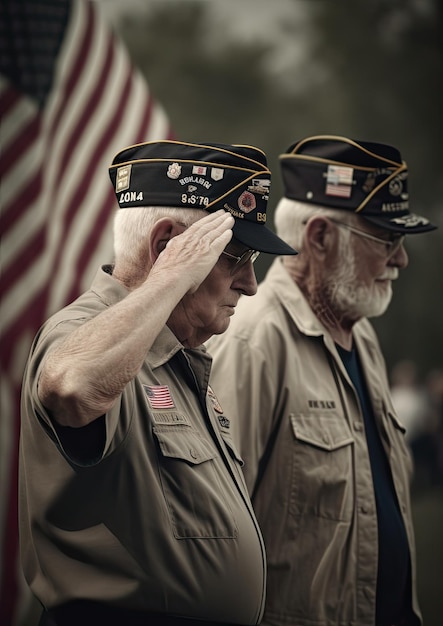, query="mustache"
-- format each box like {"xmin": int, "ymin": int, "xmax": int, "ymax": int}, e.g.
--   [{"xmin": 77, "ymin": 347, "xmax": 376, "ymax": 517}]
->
[{"xmin": 379, "ymin": 268, "xmax": 399, "ymax": 281}]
